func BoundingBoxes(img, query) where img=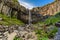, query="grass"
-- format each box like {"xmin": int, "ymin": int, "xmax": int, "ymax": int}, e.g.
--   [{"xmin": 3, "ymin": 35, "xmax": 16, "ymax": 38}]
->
[
  {"xmin": 36, "ymin": 12, "xmax": 60, "ymax": 26},
  {"xmin": 0, "ymin": 14, "xmax": 24, "ymax": 26},
  {"xmin": 13, "ymin": 0, "xmax": 18, "ymax": 2},
  {"xmin": 34, "ymin": 12, "xmax": 60, "ymax": 40},
  {"xmin": 13, "ymin": 36, "xmax": 22, "ymax": 40},
  {"xmin": 35, "ymin": 26, "xmax": 58, "ymax": 40},
  {"xmin": 44, "ymin": 12, "xmax": 60, "ymax": 25}
]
